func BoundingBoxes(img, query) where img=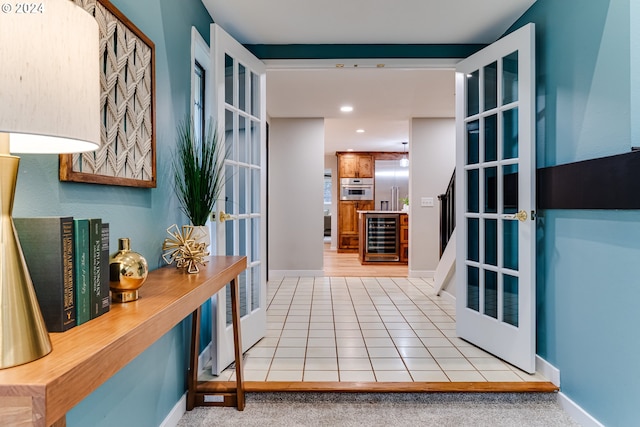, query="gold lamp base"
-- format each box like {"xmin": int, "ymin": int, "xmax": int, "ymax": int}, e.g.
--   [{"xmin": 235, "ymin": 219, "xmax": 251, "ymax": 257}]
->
[{"xmin": 0, "ymin": 151, "xmax": 52, "ymax": 369}]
